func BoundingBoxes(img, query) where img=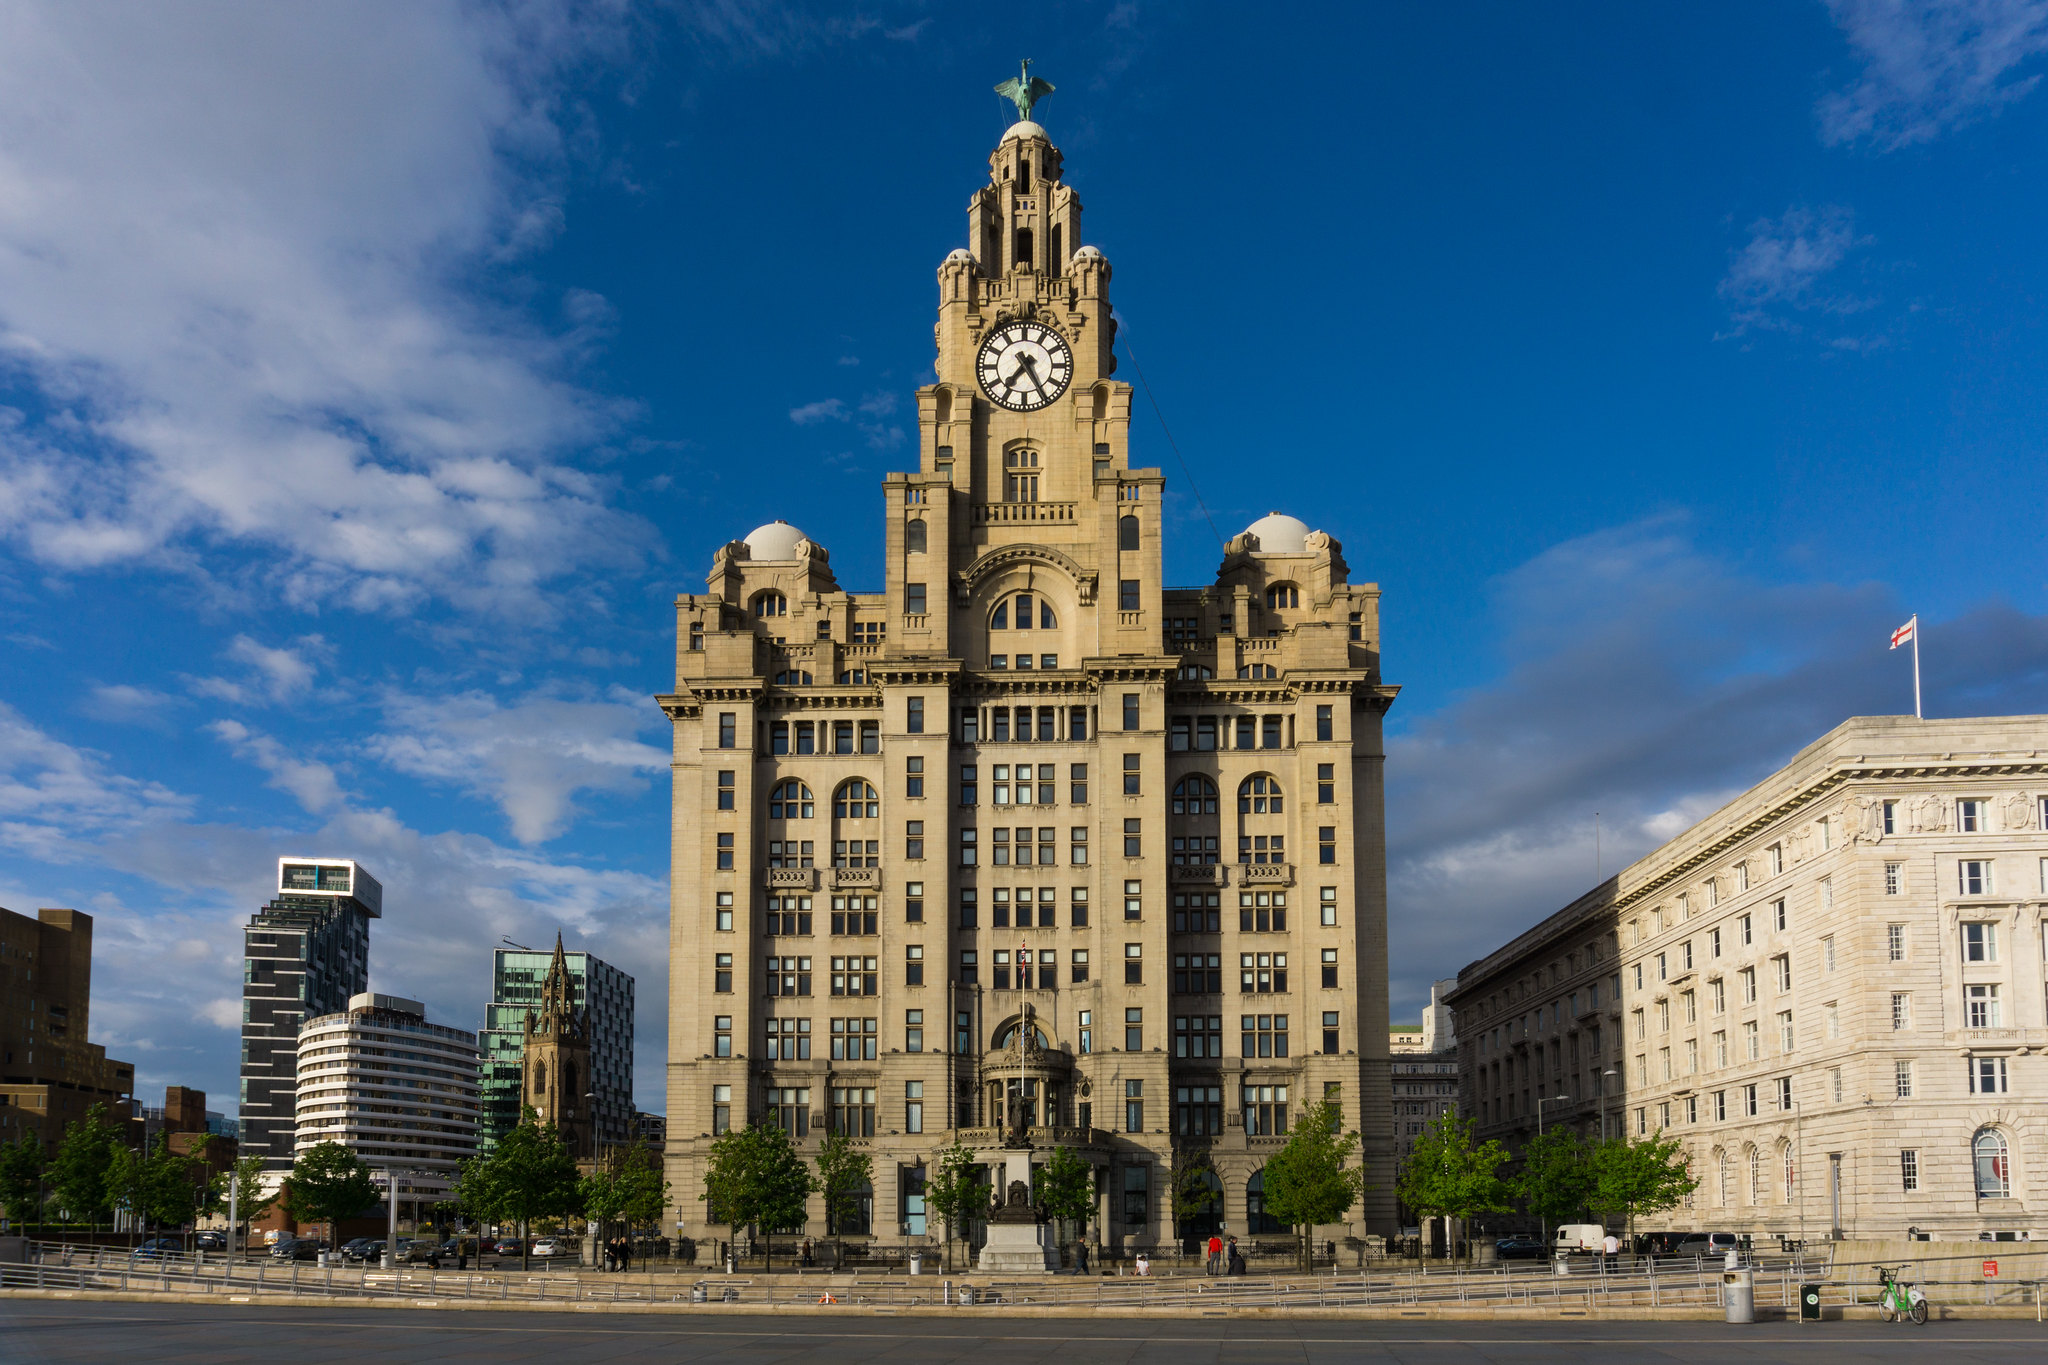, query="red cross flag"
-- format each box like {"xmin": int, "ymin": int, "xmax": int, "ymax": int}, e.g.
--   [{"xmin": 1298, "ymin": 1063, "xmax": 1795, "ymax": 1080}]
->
[{"xmin": 1890, "ymin": 618, "xmax": 1916, "ymax": 649}]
